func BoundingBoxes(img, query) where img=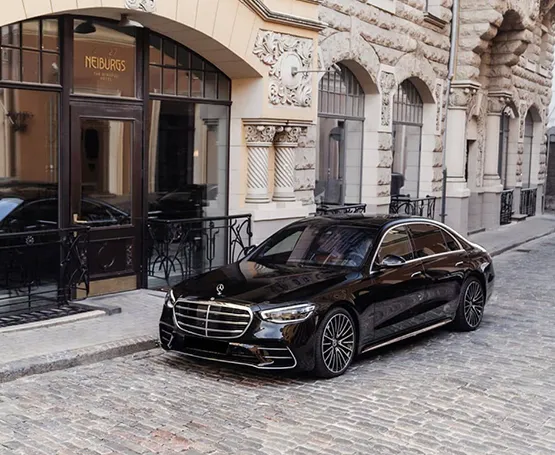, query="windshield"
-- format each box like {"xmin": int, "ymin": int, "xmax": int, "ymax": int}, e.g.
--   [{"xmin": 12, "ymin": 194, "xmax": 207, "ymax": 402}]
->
[
  {"xmin": 0, "ymin": 198, "xmax": 23, "ymax": 222},
  {"xmin": 250, "ymin": 224, "xmax": 376, "ymax": 268}
]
